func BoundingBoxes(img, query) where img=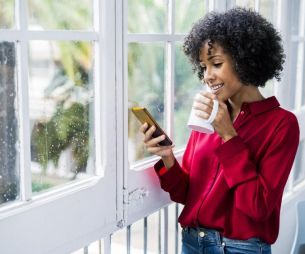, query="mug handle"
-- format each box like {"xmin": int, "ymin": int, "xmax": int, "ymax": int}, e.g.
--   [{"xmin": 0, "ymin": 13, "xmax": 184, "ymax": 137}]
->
[{"xmin": 207, "ymin": 100, "xmax": 219, "ymax": 123}]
